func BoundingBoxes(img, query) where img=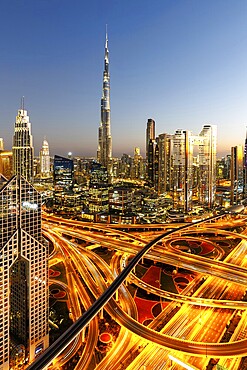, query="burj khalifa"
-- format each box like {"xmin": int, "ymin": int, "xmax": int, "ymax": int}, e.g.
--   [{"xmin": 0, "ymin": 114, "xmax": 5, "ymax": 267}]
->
[{"xmin": 97, "ymin": 29, "xmax": 112, "ymax": 177}]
